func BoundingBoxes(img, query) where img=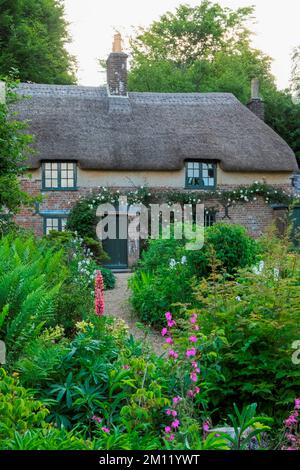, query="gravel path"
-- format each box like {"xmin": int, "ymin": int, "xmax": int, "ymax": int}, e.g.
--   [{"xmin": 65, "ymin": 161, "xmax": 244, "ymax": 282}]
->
[{"xmin": 105, "ymin": 272, "xmax": 165, "ymax": 356}]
